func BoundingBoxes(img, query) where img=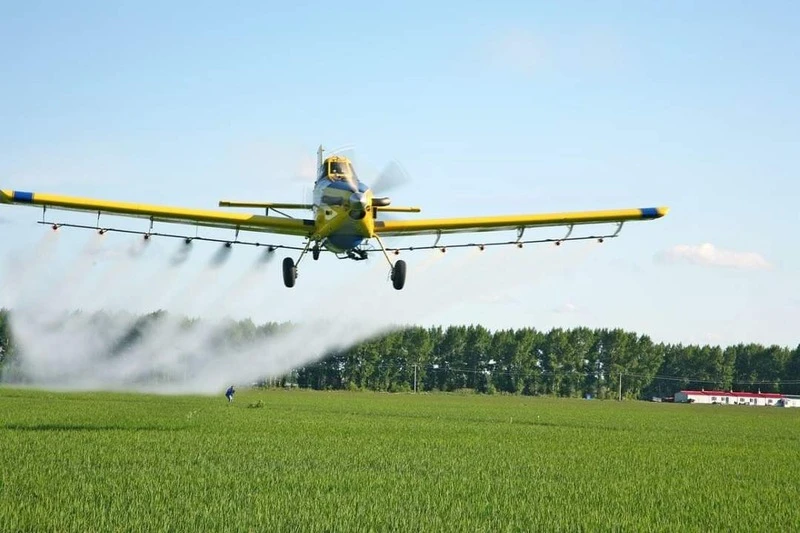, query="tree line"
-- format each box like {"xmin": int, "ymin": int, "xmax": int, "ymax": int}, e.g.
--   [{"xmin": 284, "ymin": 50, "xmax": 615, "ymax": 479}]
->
[
  {"xmin": 293, "ymin": 324, "xmax": 800, "ymax": 398},
  {"xmin": 1, "ymin": 308, "xmax": 798, "ymax": 398}
]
